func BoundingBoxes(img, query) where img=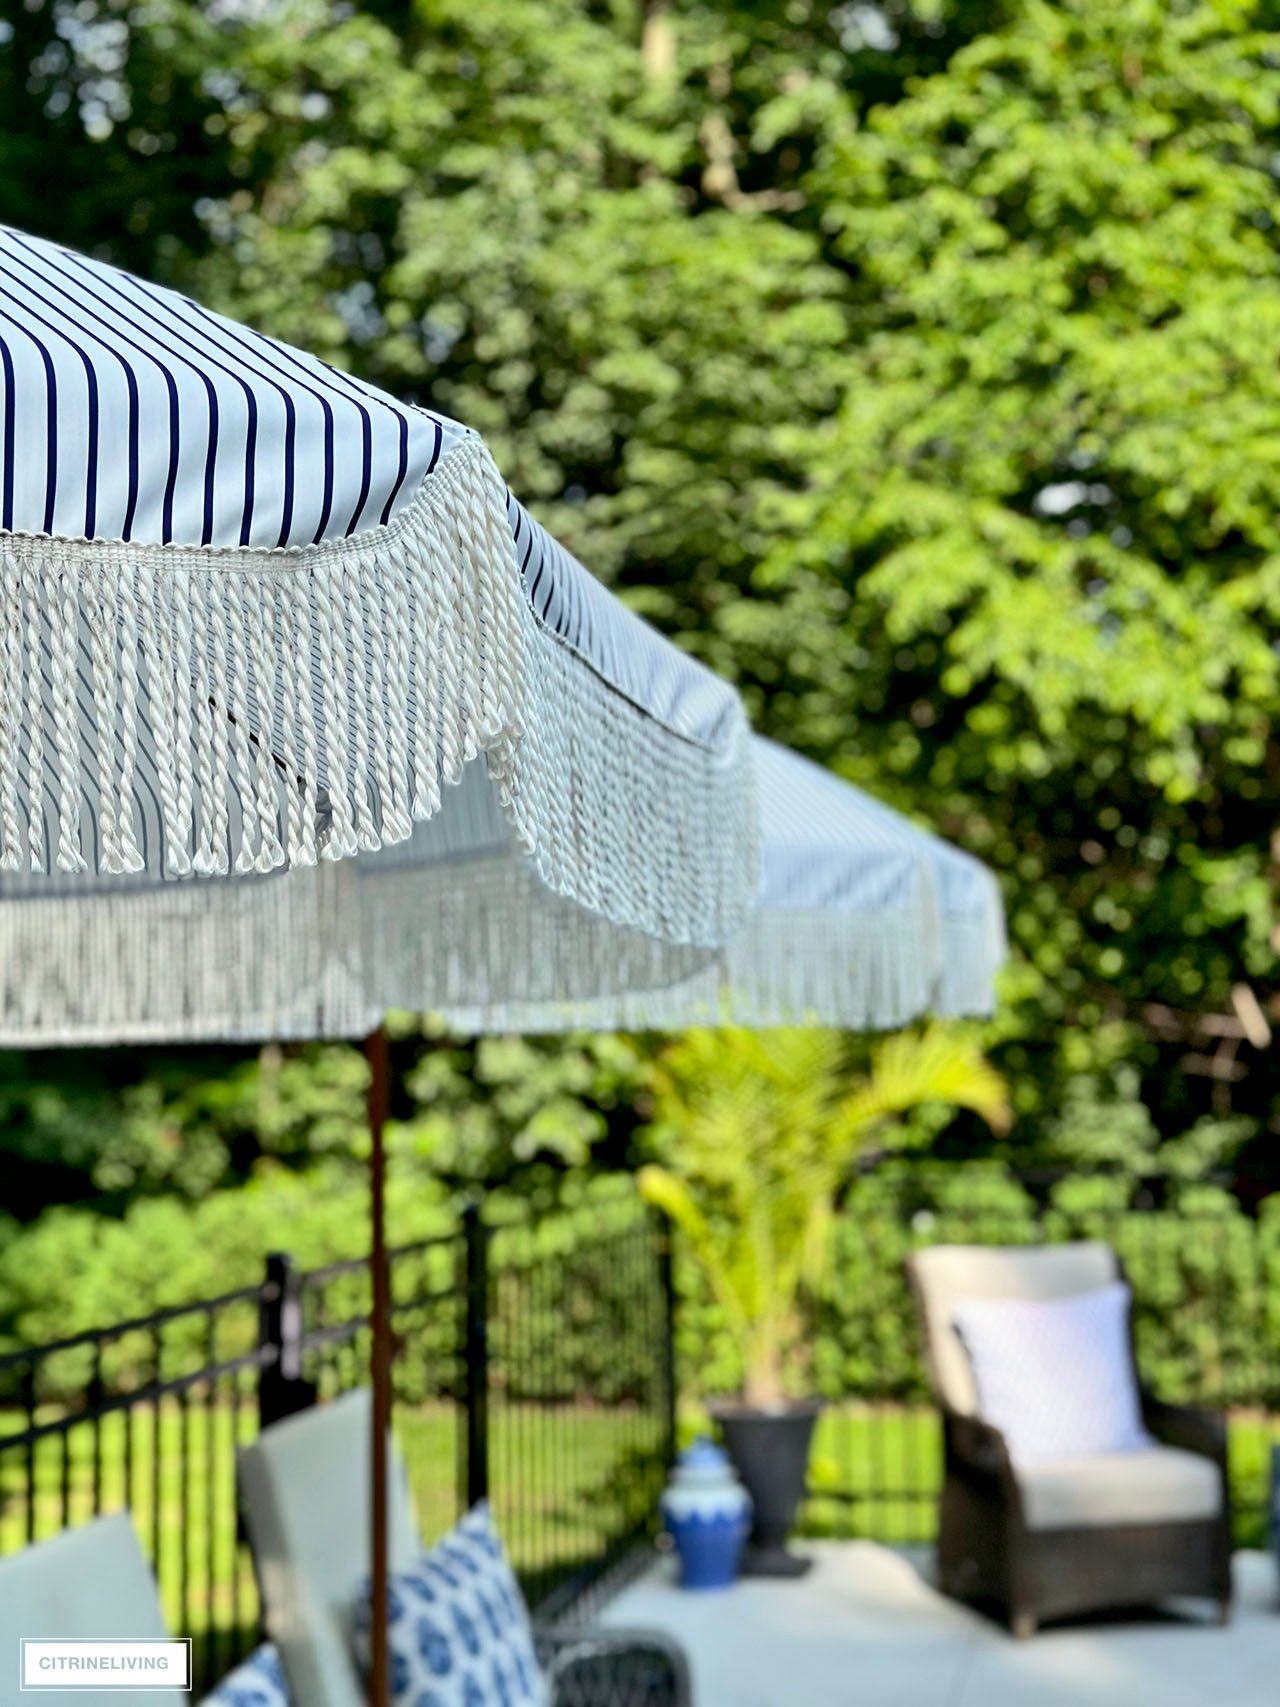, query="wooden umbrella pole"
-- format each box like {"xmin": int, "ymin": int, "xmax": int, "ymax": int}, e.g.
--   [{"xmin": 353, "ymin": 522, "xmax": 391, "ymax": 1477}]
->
[{"xmin": 366, "ymin": 1025, "xmax": 392, "ymax": 1707}]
